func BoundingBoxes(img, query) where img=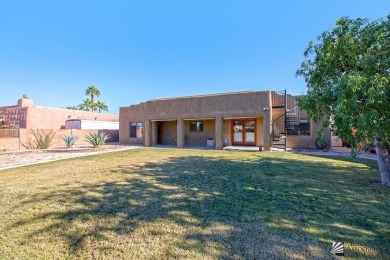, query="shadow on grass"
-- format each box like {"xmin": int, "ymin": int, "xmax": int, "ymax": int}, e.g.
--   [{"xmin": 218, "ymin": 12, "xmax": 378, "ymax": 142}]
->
[{"xmin": 8, "ymin": 153, "xmax": 390, "ymax": 259}]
